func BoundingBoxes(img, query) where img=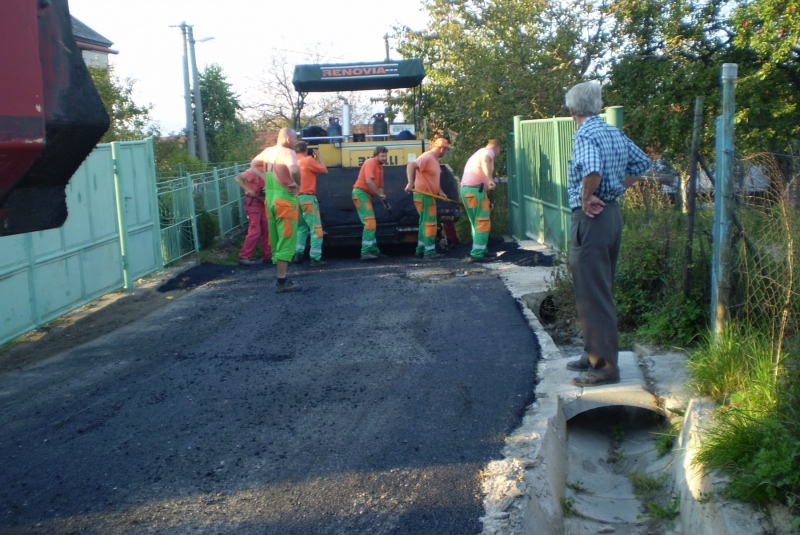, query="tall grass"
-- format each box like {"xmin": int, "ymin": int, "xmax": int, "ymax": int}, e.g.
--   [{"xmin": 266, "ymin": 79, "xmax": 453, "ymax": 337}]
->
[{"xmin": 690, "ymin": 322, "xmax": 800, "ymax": 507}]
